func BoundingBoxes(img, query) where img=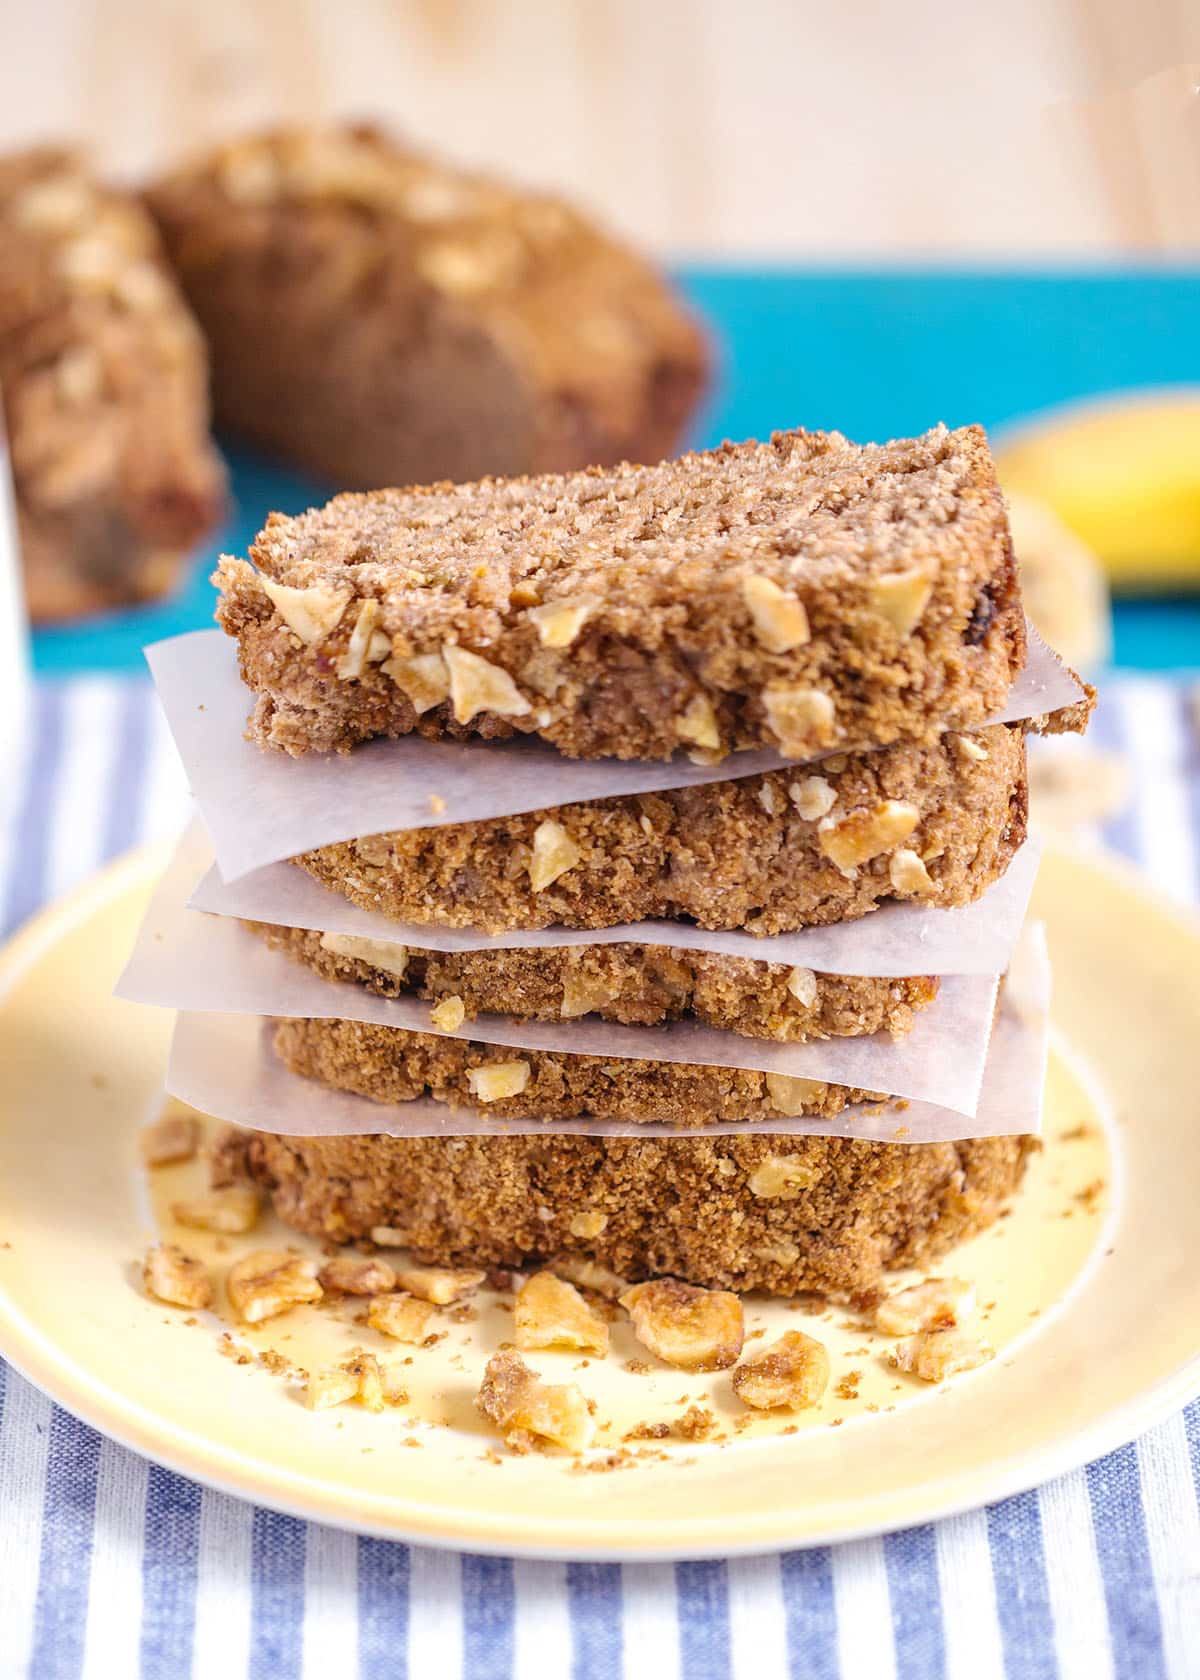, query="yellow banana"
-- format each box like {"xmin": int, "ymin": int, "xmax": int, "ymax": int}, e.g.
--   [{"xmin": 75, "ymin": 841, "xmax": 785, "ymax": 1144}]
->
[{"xmin": 994, "ymin": 389, "xmax": 1200, "ymax": 589}]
